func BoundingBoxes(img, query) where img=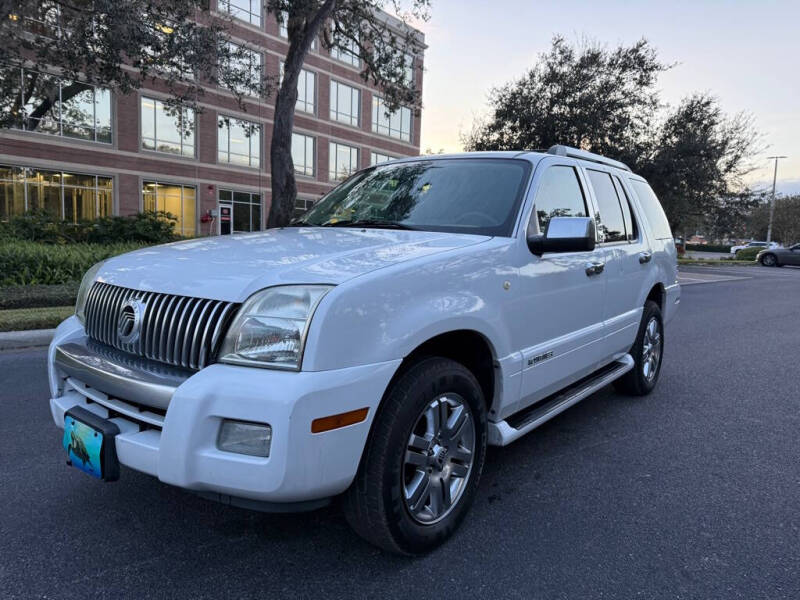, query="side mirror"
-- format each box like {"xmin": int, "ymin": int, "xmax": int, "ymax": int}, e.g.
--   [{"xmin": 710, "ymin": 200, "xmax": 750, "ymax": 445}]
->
[{"xmin": 528, "ymin": 217, "xmax": 596, "ymax": 256}]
